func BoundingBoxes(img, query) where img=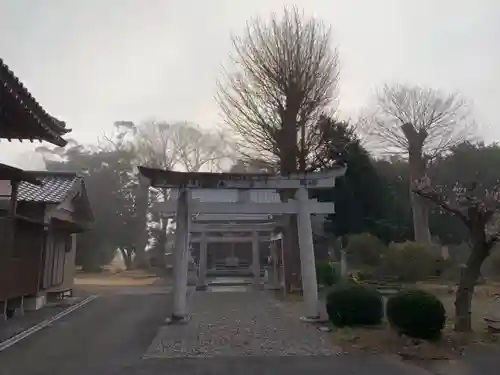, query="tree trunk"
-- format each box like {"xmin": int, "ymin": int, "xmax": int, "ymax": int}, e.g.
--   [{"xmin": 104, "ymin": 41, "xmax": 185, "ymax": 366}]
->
[
  {"xmin": 81, "ymin": 243, "xmax": 103, "ymax": 273},
  {"xmin": 279, "ymin": 118, "xmax": 301, "ymax": 293},
  {"xmin": 410, "ymin": 188, "xmax": 432, "ymax": 246},
  {"xmin": 404, "ymin": 124, "xmax": 432, "ymax": 247},
  {"xmin": 455, "ymin": 242, "xmax": 489, "ymax": 332},
  {"xmin": 282, "ymin": 214, "xmax": 302, "ymax": 292}
]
